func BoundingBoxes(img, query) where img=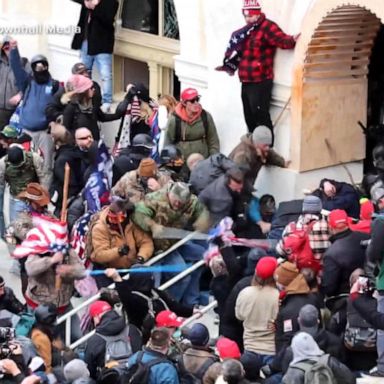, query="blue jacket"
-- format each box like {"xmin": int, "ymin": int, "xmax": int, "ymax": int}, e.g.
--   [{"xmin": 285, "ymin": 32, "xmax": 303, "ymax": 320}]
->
[
  {"xmin": 9, "ymin": 47, "xmax": 60, "ymax": 131},
  {"xmin": 127, "ymin": 348, "xmax": 180, "ymax": 384}
]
